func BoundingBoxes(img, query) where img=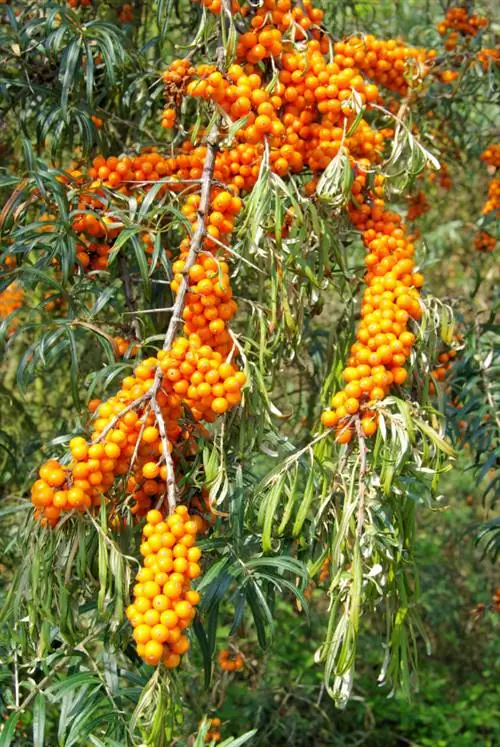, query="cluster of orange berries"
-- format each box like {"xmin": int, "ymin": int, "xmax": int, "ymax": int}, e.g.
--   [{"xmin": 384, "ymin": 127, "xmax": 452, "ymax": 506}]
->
[
  {"xmin": 42, "ymin": 291, "xmax": 66, "ymax": 313},
  {"xmin": 158, "ymin": 337, "xmax": 246, "ymax": 421},
  {"xmin": 431, "ymin": 347, "xmax": 458, "ymax": 383},
  {"xmin": 407, "ymin": 191, "xmax": 430, "ymax": 222},
  {"xmin": 481, "ymin": 144, "xmax": 500, "ymax": 170},
  {"xmin": 91, "ymin": 114, "xmax": 103, "ymax": 129},
  {"xmin": 67, "ymin": 0, "xmax": 91, "ymax": 6},
  {"xmin": 127, "ymin": 507, "xmax": 202, "ymax": 667},
  {"xmin": 440, "ymin": 69, "xmax": 459, "ymax": 84},
  {"xmin": 204, "ymin": 717, "xmax": 222, "ymax": 744},
  {"xmin": 113, "ymin": 336, "xmax": 138, "ymax": 359},
  {"xmin": 474, "ymin": 230, "xmax": 496, "ymax": 253},
  {"xmin": 319, "ymin": 556, "xmax": 330, "ymax": 583},
  {"xmin": 429, "ymin": 162, "xmax": 453, "ymax": 191},
  {"xmin": 437, "ymin": 7, "xmax": 488, "ymax": 50},
  {"xmin": 476, "ymin": 146, "xmax": 499, "ymax": 252},
  {"xmin": 322, "ymin": 193, "xmax": 424, "ymax": 442},
  {"xmin": 161, "ymin": 7, "xmax": 431, "ymax": 447},
  {"xmin": 161, "ymin": 58, "xmax": 195, "ymax": 127},
  {"xmin": 0, "ymin": 282, "xmax": 23, "ymax": 322},
  {"xmin": 31, "ymin": 318, "xmax": 245, "ymax": 525},
  {"xmin": 195, "ymin": 0, "xmax": 245, "ymax": 15},
  {"xmin": 75, "ymin": 240, "xmax": 113, "ymax": 271},
  {"xmin": 30, "ymin": 358, "xmax": 169, "ymax": 525},
  {"xmin": 198, "ymin": 0, "xmax": 323, "ymax": 45},
  {"xmin": 477, "ymin": 48, "xmax": 500, "ymax": 71},
  {"xmin": 333, "ymin": 37, "xmax": 435, "ymax": 96},
  {"xmin": 482, "ymin": 178, "xmax": 500, "ymax": 217},
  {"xmin": 219, "ymin": 648, "xmax": 244, "ymax": 672},
  {"xmin": 118, "ymin": 3, "xmax": 133, "ymax": 22},
  {"xmin": 174, "ymin": 50, "xmax": 384, "ymax": 179}
]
